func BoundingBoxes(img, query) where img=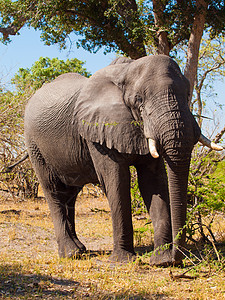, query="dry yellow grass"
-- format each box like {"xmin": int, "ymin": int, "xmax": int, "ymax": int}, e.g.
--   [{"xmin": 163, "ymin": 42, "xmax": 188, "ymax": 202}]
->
[{"xmin": 0, "ymin": 190, "xmax": 225, "ymax": 299}]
